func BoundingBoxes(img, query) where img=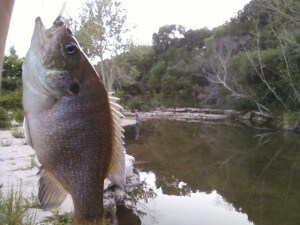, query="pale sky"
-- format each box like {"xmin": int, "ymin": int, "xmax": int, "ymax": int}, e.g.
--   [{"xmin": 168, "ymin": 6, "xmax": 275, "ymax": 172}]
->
[{"xmin": 6, "ymin": 0, "xmax": 251, "ymax": 57}]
